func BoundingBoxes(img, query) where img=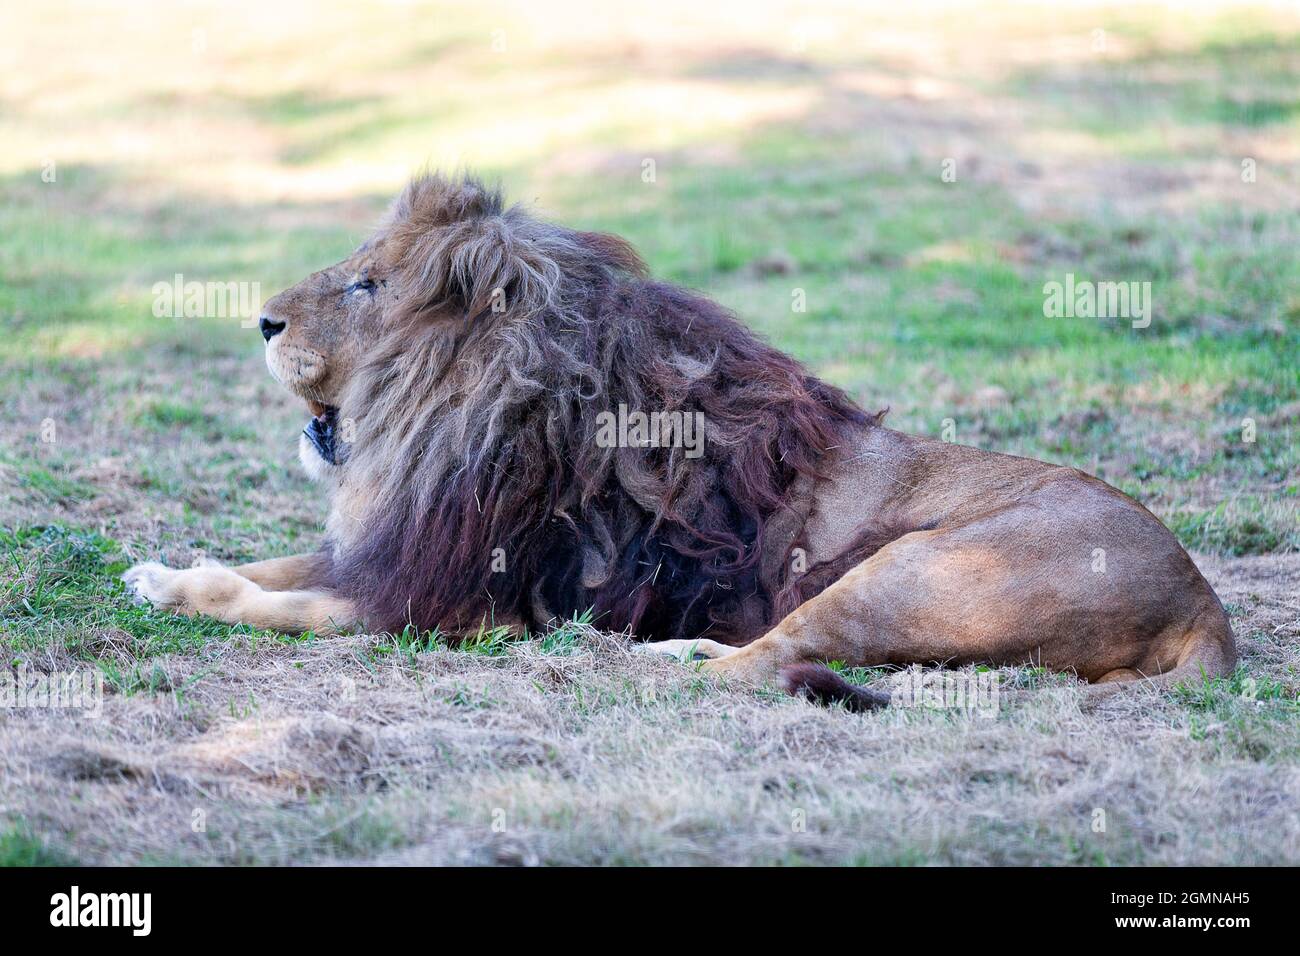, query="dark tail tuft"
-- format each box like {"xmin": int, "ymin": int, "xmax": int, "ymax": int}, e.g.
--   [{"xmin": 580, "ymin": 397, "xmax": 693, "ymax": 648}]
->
[{"xmin": 779, "ymin": 663, "xmax": 891, "ymax": 712}]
